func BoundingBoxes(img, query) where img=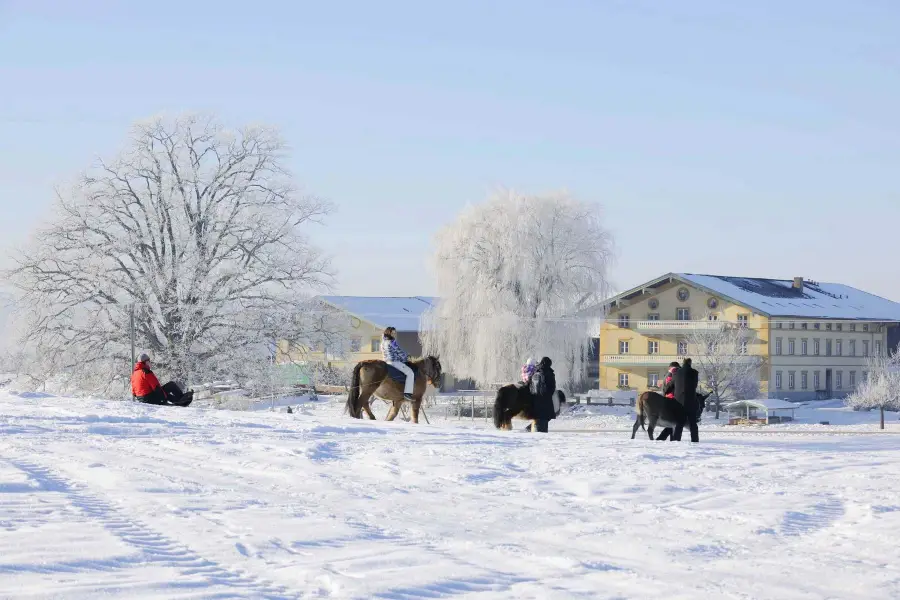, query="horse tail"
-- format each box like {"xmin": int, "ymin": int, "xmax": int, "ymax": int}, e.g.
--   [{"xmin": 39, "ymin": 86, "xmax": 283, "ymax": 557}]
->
[
  {"xmin": 636, "ymin": 393, "xmax": 646, "ymax": 431},
  {"xmin": 493, "ymin": 387, "xmax": 506, "ymax": 429},
  {"xmin": 346, "ymin": 363, "xmax": 363, "ymax": 418}
]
